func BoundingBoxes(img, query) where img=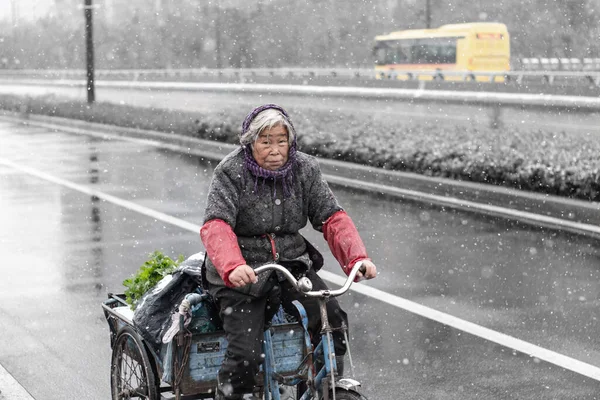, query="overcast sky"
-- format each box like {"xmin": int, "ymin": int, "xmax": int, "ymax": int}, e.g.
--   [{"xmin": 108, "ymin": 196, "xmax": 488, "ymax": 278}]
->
[{"xmin": 0, "ymin": 0, "xmax": 54, "ymax": 23}]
